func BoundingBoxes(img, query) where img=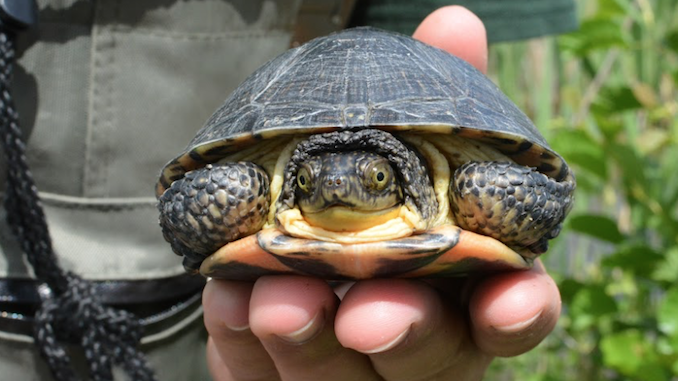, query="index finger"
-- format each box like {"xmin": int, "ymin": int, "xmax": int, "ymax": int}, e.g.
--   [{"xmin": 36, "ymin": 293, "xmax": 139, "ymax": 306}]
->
[
  {"xmin": 413, "ymin": 6, "xmax": 488, "ymax": 73},
  {"xmin": 469, "ymin": 260, "xmax": 562, "ymax": 357}
]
